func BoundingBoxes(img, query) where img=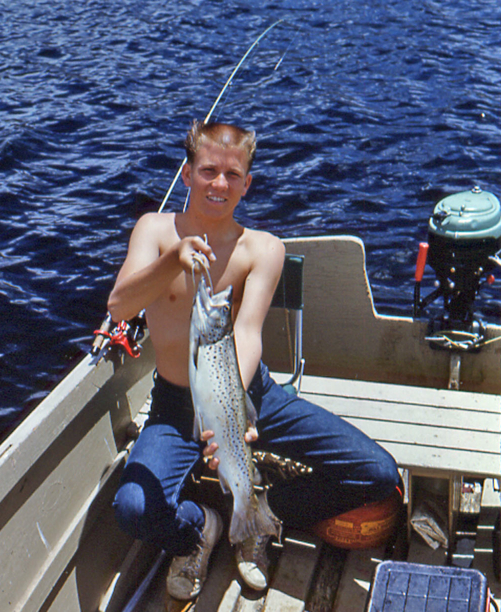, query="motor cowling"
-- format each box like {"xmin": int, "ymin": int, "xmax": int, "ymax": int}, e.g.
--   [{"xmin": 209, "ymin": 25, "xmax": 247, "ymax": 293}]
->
[{"xmin": 427, "ymin": 187, "xmax": 501, "ymax": 325}]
